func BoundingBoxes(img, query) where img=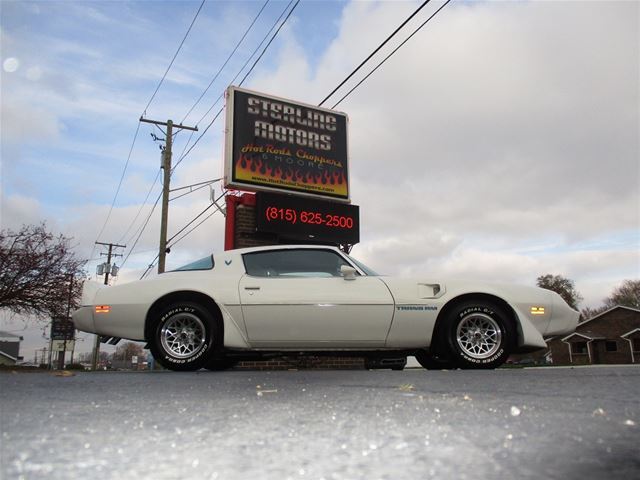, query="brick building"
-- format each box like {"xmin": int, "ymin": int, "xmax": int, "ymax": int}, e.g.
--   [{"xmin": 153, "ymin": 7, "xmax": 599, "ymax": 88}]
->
[{"xmin": 546, "ymin": 306, "xmax": 640, "ymax": 365}]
